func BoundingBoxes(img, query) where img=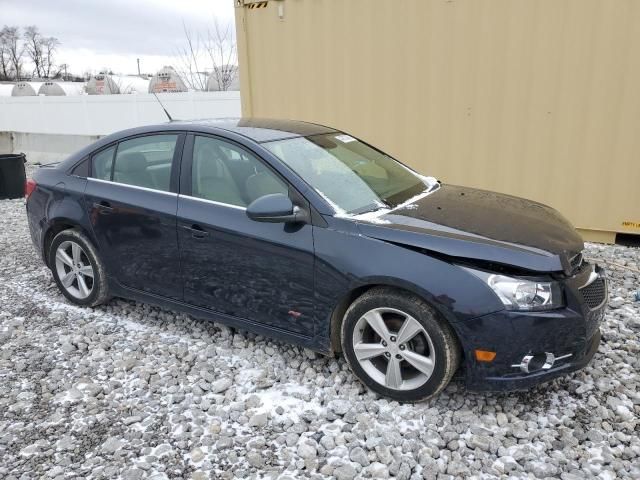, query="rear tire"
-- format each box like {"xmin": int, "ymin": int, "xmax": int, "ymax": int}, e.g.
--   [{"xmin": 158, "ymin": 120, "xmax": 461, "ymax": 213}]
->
[
  {"xmin": 49, "ymin": 229, "xmax": 110, "ymax": 307},
  {"xmin": 341, "ymin": 287, "xmax": 460, "ymax": 402}
]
